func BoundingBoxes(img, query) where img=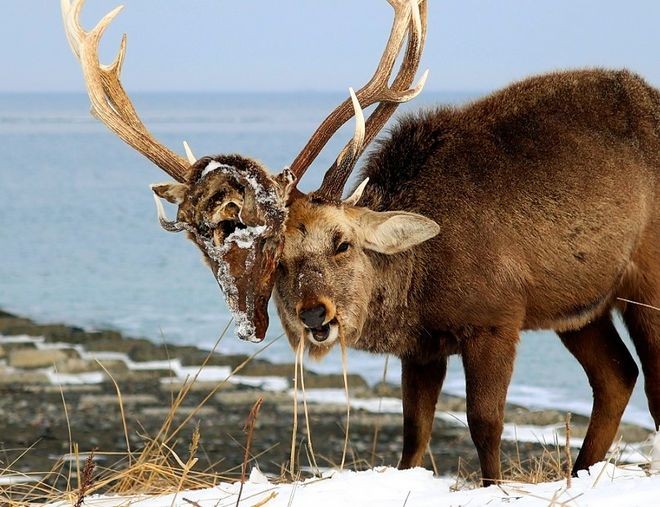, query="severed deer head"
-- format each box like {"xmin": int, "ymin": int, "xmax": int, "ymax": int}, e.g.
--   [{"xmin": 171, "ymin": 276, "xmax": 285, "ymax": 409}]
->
[{"xmin": 61, "ymin": 0, "xmax": 429, "ymax": 342}]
